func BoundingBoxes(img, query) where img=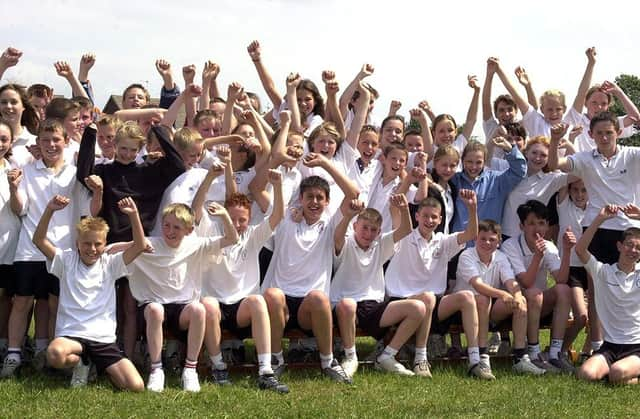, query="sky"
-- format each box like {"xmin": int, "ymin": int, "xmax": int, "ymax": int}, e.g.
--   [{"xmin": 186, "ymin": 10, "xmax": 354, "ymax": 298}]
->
[{"xmin": 2, "ymin": 0, "xmax": 639, "ymax": 140}]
